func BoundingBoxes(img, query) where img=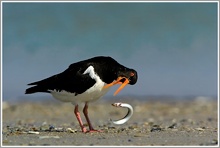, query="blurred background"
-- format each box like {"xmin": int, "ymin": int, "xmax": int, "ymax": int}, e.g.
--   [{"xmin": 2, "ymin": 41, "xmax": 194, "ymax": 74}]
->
[{"xmin": 2, "ymin": 2, "xmax": 218, "ymax": 101}]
